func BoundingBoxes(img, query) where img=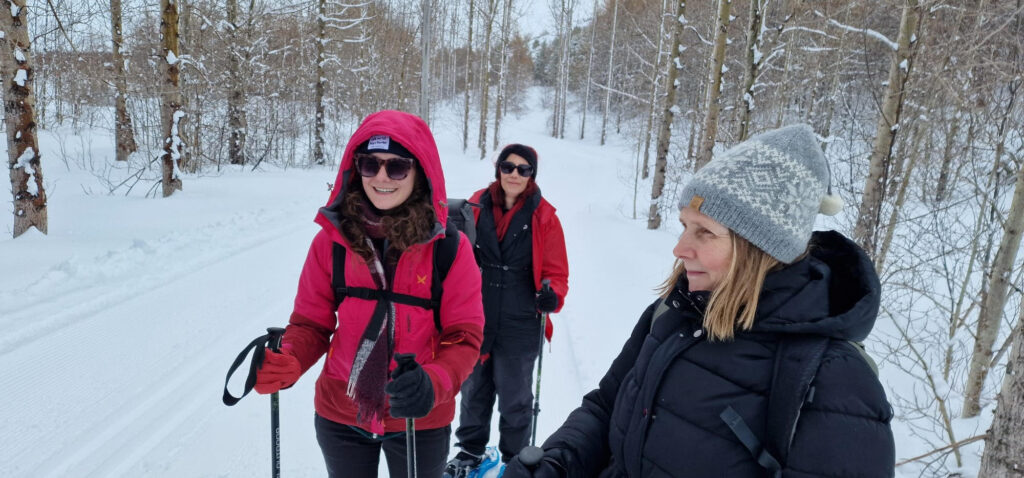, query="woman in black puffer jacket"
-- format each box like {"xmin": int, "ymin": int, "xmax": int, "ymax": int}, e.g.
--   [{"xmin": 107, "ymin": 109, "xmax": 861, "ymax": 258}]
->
[{"xmin": 504, "ymin": 124, "xmax": 895, "ymax": 478}]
